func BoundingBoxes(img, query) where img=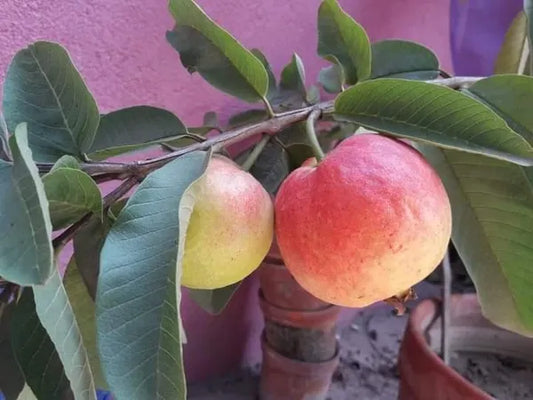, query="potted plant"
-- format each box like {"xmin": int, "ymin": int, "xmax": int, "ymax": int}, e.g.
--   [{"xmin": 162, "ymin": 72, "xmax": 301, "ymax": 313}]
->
[{"xmin": 0, "ymin": 1, "xmax": 532, "ymax": 400}]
